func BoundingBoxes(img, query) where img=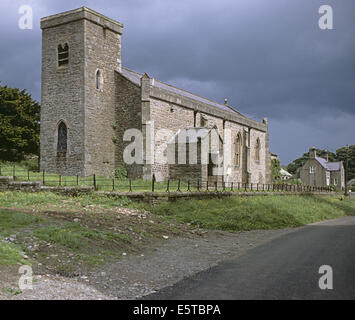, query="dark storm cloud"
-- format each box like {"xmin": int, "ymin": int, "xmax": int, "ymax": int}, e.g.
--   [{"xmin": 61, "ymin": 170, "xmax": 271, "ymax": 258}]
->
[{"xmin": 0, "ymin": 0, "xmax": 354, "ymax": 164}]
